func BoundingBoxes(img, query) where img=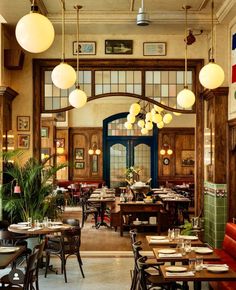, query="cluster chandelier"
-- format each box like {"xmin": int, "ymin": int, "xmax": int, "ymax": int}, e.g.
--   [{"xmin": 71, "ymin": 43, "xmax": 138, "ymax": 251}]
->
[
  {"xmin": 15, "ymin": 0, "xmax": 55, "ymax": 53},
  {"xmin": 199, "ymin": 0, "xmax": 224, "ymax": 89},
  {"xmin": 124, "ymin": 101, "xmax": 181, "ymax": 135}
]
